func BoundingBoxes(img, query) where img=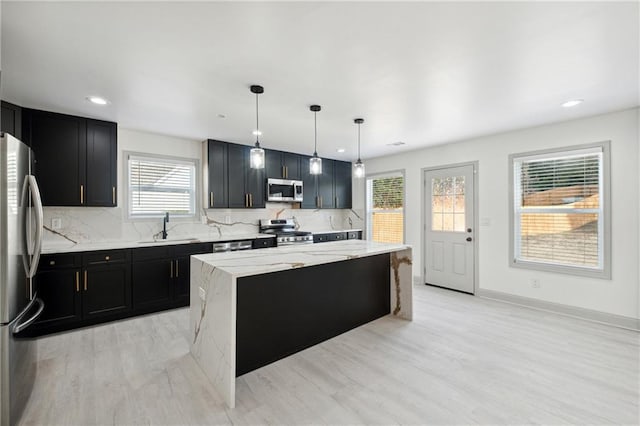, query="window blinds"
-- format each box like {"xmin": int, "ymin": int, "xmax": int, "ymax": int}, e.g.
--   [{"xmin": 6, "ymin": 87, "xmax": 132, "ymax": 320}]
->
[
  {"xmin": 513, "ymin": 147, "xmax": 603, "ymax": 269},
  {"xmin": 128, "ymin": 155, "xmax": 196, "ymax": 217}
]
